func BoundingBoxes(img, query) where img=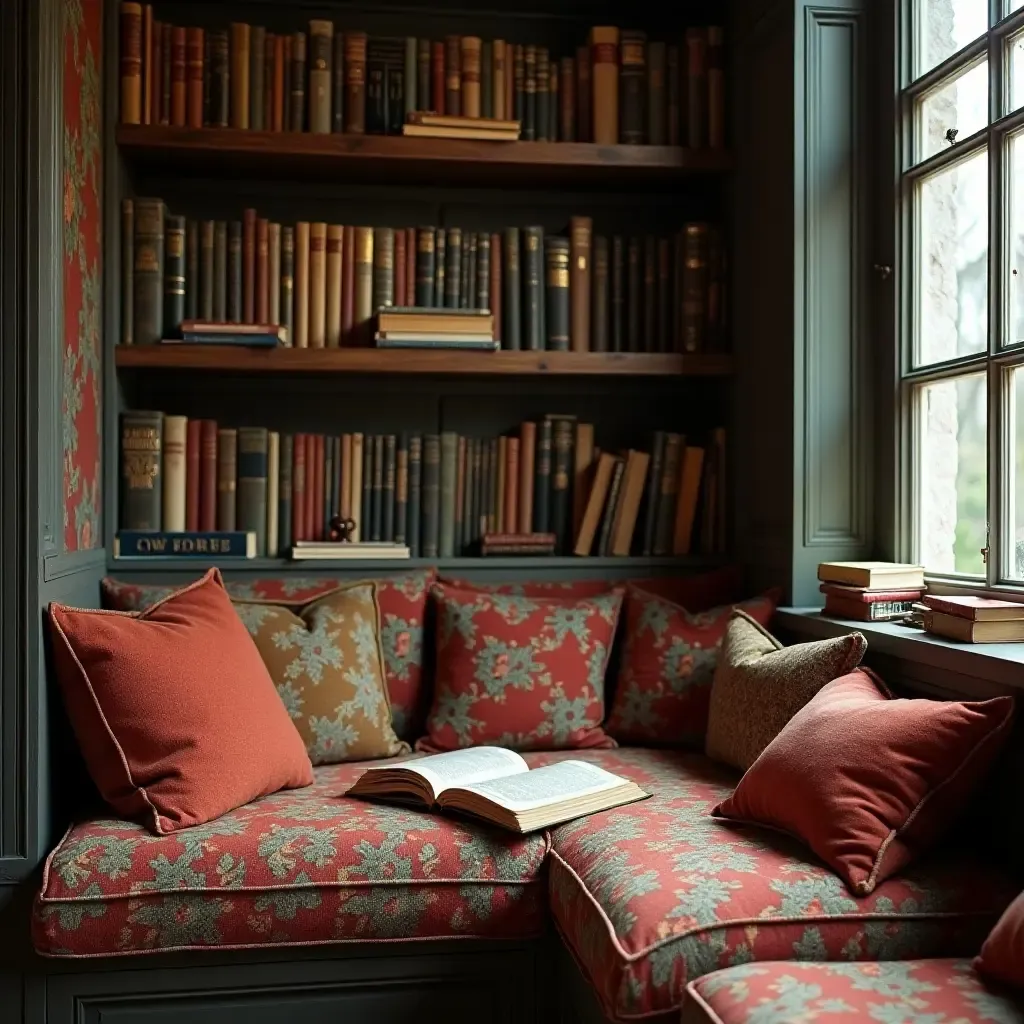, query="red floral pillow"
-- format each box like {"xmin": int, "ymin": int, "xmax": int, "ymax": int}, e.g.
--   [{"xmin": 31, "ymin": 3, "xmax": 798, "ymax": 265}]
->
[
  {"xmin": 101, "ymin": 571, "xmax": 435, "ymax": 741},
  {"xmin": 440, "ymin": 577, "xmax": 613, "ymax": 599},
  {"xmin": 604, "ymin": 586, "xmax": 781, "ymax": 746},
  {"xmin": 419, "ymin": 583, "xmax": 624, "ymax": 752}
]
